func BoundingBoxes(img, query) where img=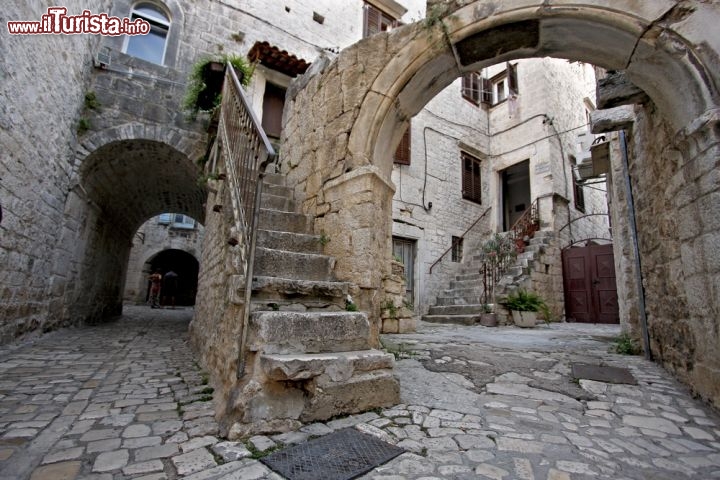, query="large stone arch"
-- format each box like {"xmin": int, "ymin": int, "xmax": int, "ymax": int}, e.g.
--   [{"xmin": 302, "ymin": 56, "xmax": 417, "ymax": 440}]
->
[
  {"xmin": 282, "ymin": 0, "xmax": 720, "ymax": 406},
  {"xmin": 55, "ymin": 124, "xmax": 207, "ymax": 324}
]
